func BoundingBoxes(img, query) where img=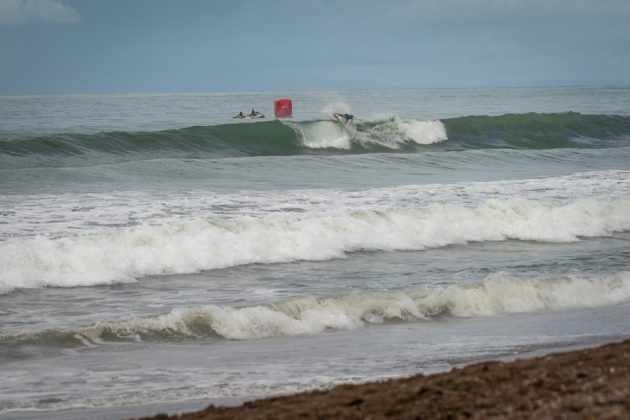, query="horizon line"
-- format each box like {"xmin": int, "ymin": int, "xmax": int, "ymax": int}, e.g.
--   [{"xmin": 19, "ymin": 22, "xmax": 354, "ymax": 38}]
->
[{"xmin": 2, "ymin": 83, "xmax": 629, "ymax": 97}]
